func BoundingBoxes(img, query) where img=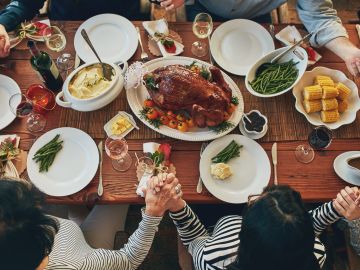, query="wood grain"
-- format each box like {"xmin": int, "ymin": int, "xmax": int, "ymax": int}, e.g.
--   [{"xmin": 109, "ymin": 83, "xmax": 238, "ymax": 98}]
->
[{"xmin": 1, "ymin": 21, "xmax": 360, "ymax": 204}]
